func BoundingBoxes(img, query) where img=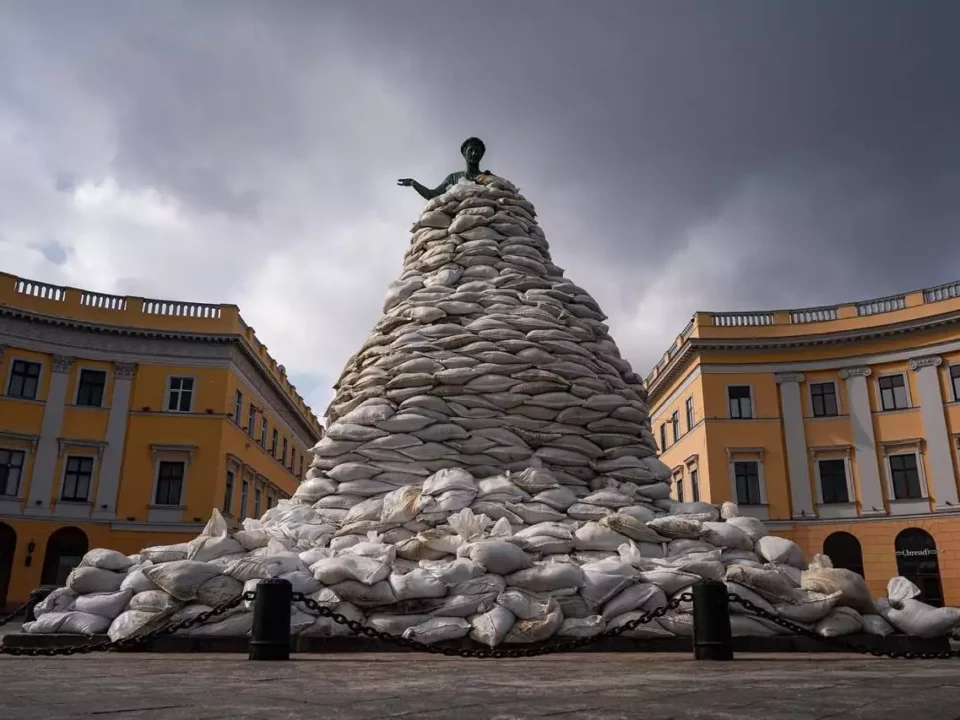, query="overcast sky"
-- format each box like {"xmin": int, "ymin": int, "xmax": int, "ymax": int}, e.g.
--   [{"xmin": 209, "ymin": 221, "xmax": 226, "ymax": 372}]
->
[{"xmin": 2, "ymin": 1, "xmax": 959, "ymax": 418}]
